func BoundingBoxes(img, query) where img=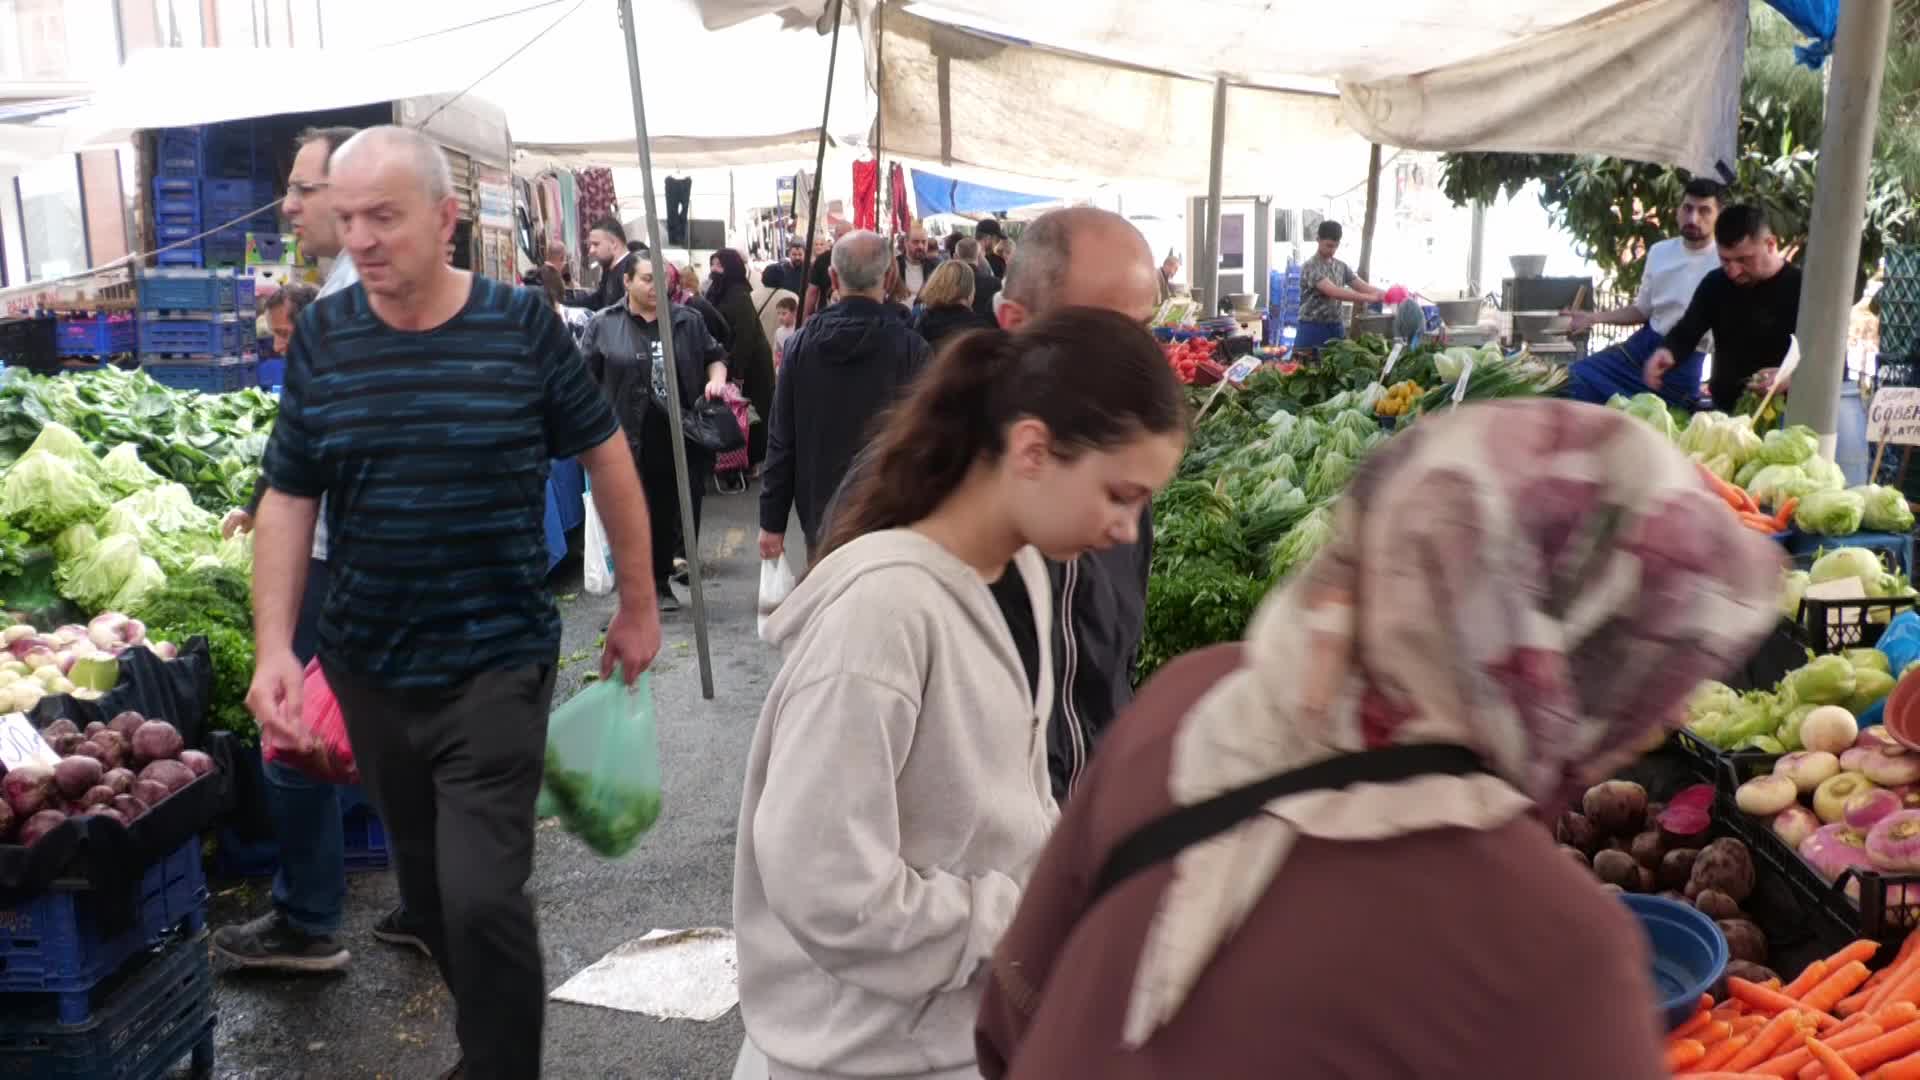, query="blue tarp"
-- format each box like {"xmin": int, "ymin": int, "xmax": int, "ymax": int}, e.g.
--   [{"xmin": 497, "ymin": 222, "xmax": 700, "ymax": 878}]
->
[
  {"xmin": 1761, "ymin": 0, "xmax": 1837, "ymax": 67},
  {"xmin": 909, "ymin": 168, "xmax": 1057, "ymax": 217}
]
